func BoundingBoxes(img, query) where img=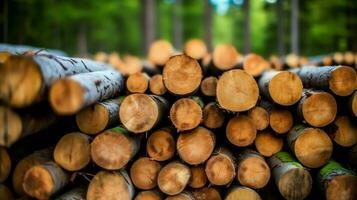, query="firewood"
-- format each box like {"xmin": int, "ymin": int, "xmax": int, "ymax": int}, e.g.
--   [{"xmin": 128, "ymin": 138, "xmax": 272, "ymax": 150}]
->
[
  {"xmin": 147, "ymin": 128, "xmax": 176, "ymax": 161},
  {"xmin": 115, "ymin": 55, "xmax": 143, "ymax": 76},
  {"xmin": 268, "ymin": 152, "xmax": 312, "ymax": 200},
  {"xmin": 0, "ymin": 147, "xmax": 11, "ymax": 183},
  {"xmin": 333, "ymin": 52, "xmax": 344, "ymax": 65},
  {"xmin": 149, "ymin": 74, "xmax": 167, "ymax": 95},
  {"xmin": 226, "ymin": 115, "xmax": 257, "ymax": 147},
  {"xmin": 202, "ymin": 102, "xmax": 225, "ymax": 129},
  {"xmin": 184, "ymin": 39, "xmax": 208, "ymax": 61},
  {"xmin": 344, "ymin": 51, "xmax": 355, "ymax": 66},
  {"xmin": 148, "ymin": 40, "xmax": 173, "ymax": 67},
  {"xmin": 260, "ymin": 100, "xmax": 293, "ymax": 134},
  {"xmin": 189, "ymin": 165, "xmax": 207, "ymax": 189},
  {"xmin": 211, "ymin": 44, "xmax": 240, "ymax": 71},
  {"xmin": 200, "ymin": 76, "xmax": 217, "ymax": 97},
  {"xmin": 135, "ymin": 190, "xmax": 163, "ymax": 200},
  {"xmin": 329, "ymin": 115, "xmax": 357, "ymax": 147},
  {"xmin": 254, "ymin": 130, "xmax": 283, "ymax": 157},
  {"xmin": 87, "ymin": 170, "xmax": 134, "ymax": 200},
  {"xmin": 130, "ymin": 157, "xmax": 161, "ymax": 190},
  {"xmin": 284, "ymin": 53, "xmax": 300, "ymax": 68},
  {"xmin": 192, "ymin": 187, "xmax": 222, "ymax": 200},
  {"xmin": 247, "ymin": 106, "xmax": 269, "ymax": 131},
  {"xmin": 0, "ymin": 184, "xmax": 14, "ymax": 200},
  {"xmin": 126, "ymin": 72, "xmax": 150, "ymax": 93},
  {"xmin": 225, "ymin": 186, "xmax": 261, "ymax": 200},
  {"xmin": 165, "ymin": 191, "xmax": 195, "ymax": 200},
  {"xmin": 91, "ymin": 127, "xmax": 140, "ymax": 170},
  {"xmin": 170, "ymin": 97, "xmax": 203, "ymax": 131},
  {"xmin": 54, "ymin": 132, "xmax": 91, "ymax": 171},
  {"xmin": 49, "ymin": 70, "xmax": 124, "ymax": 115},
  {"xmin": 216, "ymin": 69, "xmax": 259, "ymax": 112},
  {"xmin": 157, "ymin": 161, "xmax": 191, "ymax": 195},
  {"xmin": 76, "ymin": 97, "xmax": 122, "ymax": 134},
  {"xmin": 0, "ymin": 43, "xmax": 67, "ymax": 57},
  {"xmin": 269, "ymin": 55, "xmax": 283, "ymax": 71},
  {"xmin": 54, "ymin": 187, "xmax": 86, "ymax": 200},
  {"xmin": 238, "ymin": 53, "xmax": 270, "ymax": 77},
  {"xmin": 120, "ymin": 94, "xmax": 169, "ymax": 133},
  {"xmin": 287, "ymin": 124, "xmax": 333, "ymax": 168},
  {"xmin": 177, "ymin": 126, "xmax": 215, "ymax": 165},
  {"xmin": 93, "ymin": 52, "xmax": 108, "ymax": 62}
]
